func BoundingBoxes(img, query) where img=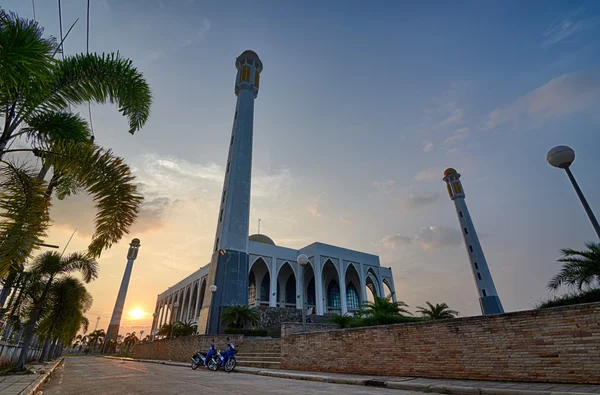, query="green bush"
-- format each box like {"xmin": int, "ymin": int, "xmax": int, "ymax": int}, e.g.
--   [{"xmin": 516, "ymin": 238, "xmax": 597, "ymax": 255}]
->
[
  {"xmin": 536, "ymin": 288, "xmax": 600, "ymax": 309},
  {"xmin": 223, "ymin": 328, "xmax": 268, "ymax": 337}
]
